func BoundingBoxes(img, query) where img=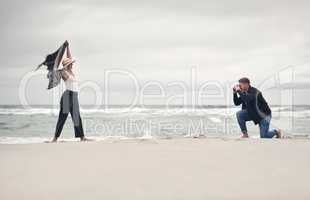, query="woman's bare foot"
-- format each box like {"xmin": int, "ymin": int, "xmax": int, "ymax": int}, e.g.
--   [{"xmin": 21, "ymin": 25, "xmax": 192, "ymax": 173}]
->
[{"xmin": 46, "ymin": 137, "xmax": 58, "ymax": 143}]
